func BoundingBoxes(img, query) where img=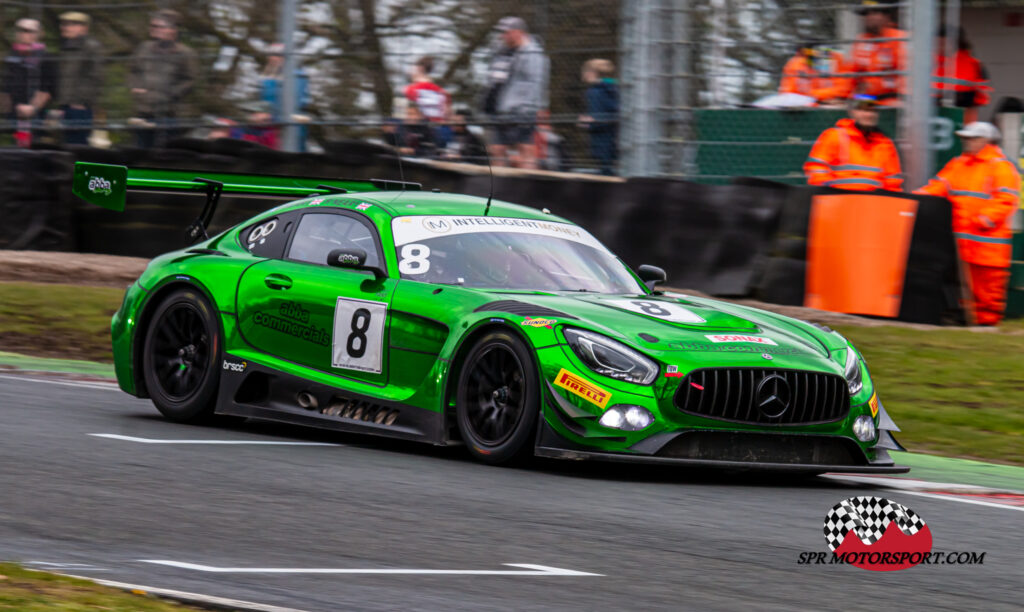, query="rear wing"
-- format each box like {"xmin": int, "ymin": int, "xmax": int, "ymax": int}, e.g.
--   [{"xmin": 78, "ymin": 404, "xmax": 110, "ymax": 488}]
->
[{"xmin": 72, "ymin": 162, "xmax": 421, "ymax": 241}]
